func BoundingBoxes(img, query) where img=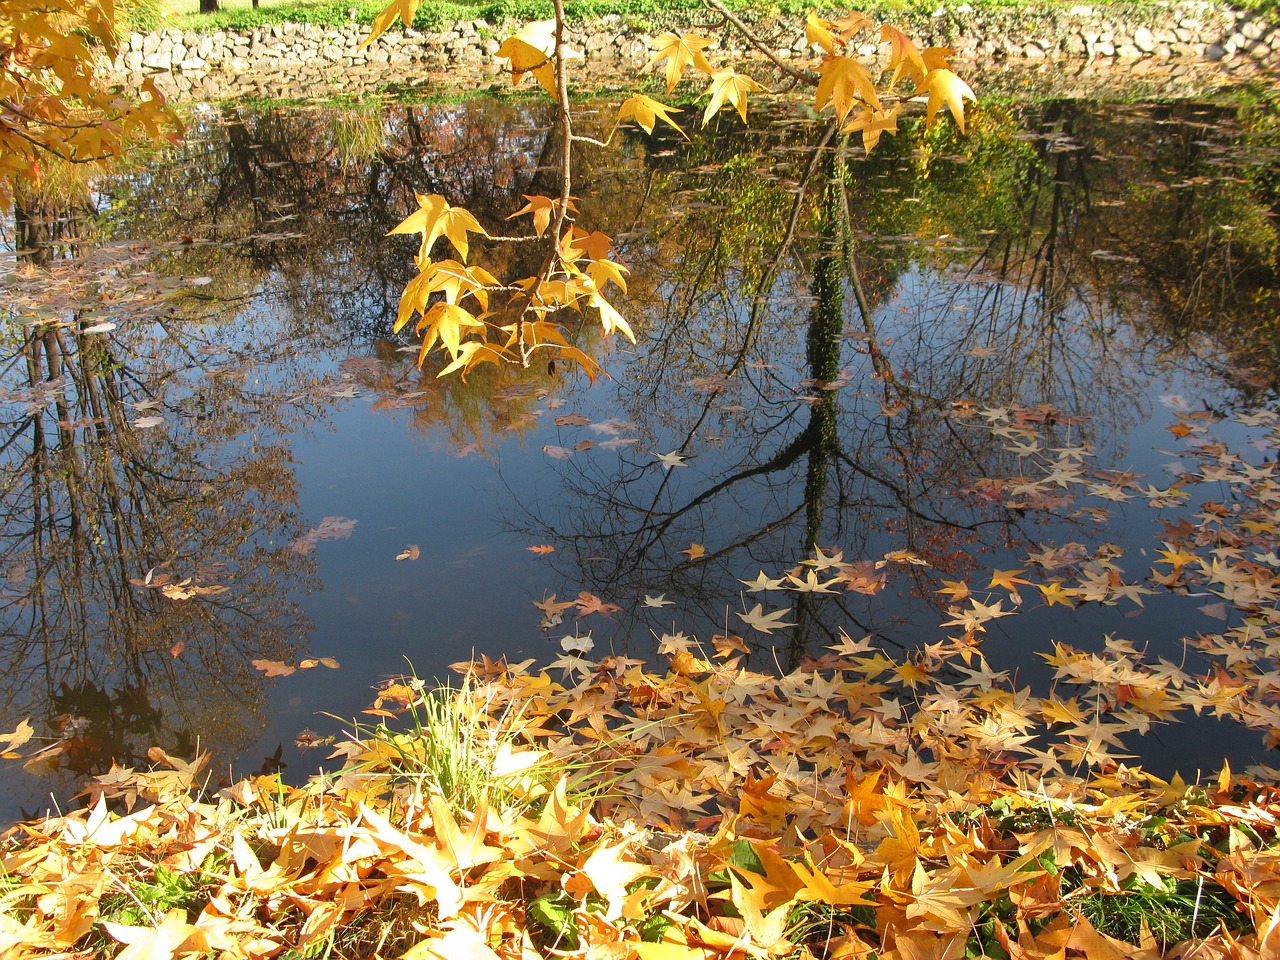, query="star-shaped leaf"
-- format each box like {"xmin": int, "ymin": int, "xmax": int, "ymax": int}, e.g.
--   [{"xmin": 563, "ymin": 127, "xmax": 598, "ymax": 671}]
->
[
  {"xmin": 881, "ymin": 23, "xmax": 927, "ymax": 88},
  {"xmin": 496, "ymin": 20, "xmax": 581, "ymax": 98},
  {"xmin": 614, "ymin": 94, "xmax": 686, "ymax": 137},
  {"xmin": 362, "ymin": 0, "xmax": 421, "ymax": 48},
  {"xmin": 701, "ymin": 70, "xmax": 767, "ymax": 126},
  {"xmin": 737, "ymin": 603, "xmax": 795, "ymax": 634},
  {"xmin": 388, "ymin": 193, "xmax": 487, "ymax": 264},
  {"xmin": 921, "ymin": 67, "xmax": 976, "ymax": 133},
  {"xmin": 842, "ymin": 104, "xmax": 901, "ymax": 153},
  {"xmin": 507, "ymin": 195, "xmax": 576, "ymax": 237},
  {"xmin": 647, "ymin": 33, "xmax": 715, "ymax": 94},
  {"xmin": 816, "ymin": 55, "xmax": 879, "ymax": 123}
]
